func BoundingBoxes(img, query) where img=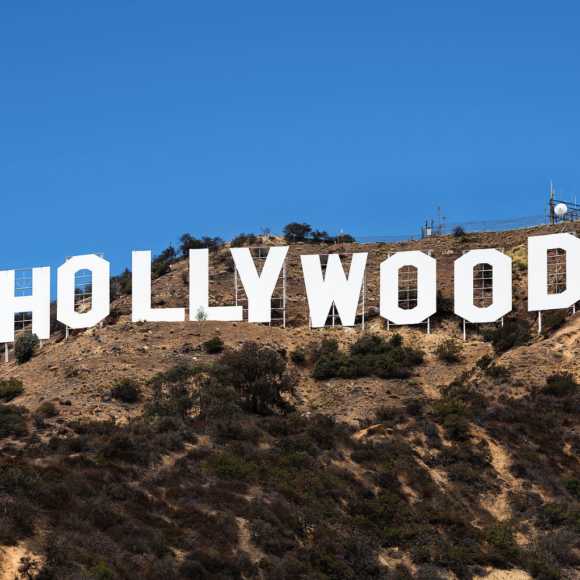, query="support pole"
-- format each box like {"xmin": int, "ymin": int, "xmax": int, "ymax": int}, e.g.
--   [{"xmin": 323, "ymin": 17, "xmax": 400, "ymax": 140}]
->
[
  {"xmin": 234, "ymin": 268, "xmax": 238, "ymax": 308},
  {"xmin": 39, "ymin": 339, "xmax": 43, "ymax": 348},
  {"xmin": 283, "ymin": 260, "xmax": 286, "ymax": 328},
  {"xmin": 427, "ymin": 317, "xmax": 430, "ymax": 334},
  {"xmin": 66, "ymin": 327, "xmax": 69, "ymax": 340},
  {"xmin": 4, "ymin": 344, "xmax": 7, "ymax": 363},
  {"xmin": 463, "ymin": 319, "xmax": 466, "ymax": 341},
  {"xmin": 538, "ymin": 311, "xmax": 542, "ymax": 334},
  {"xmin": 362, "ymin": 272, "xmax": 365, "ymax": 330}
]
